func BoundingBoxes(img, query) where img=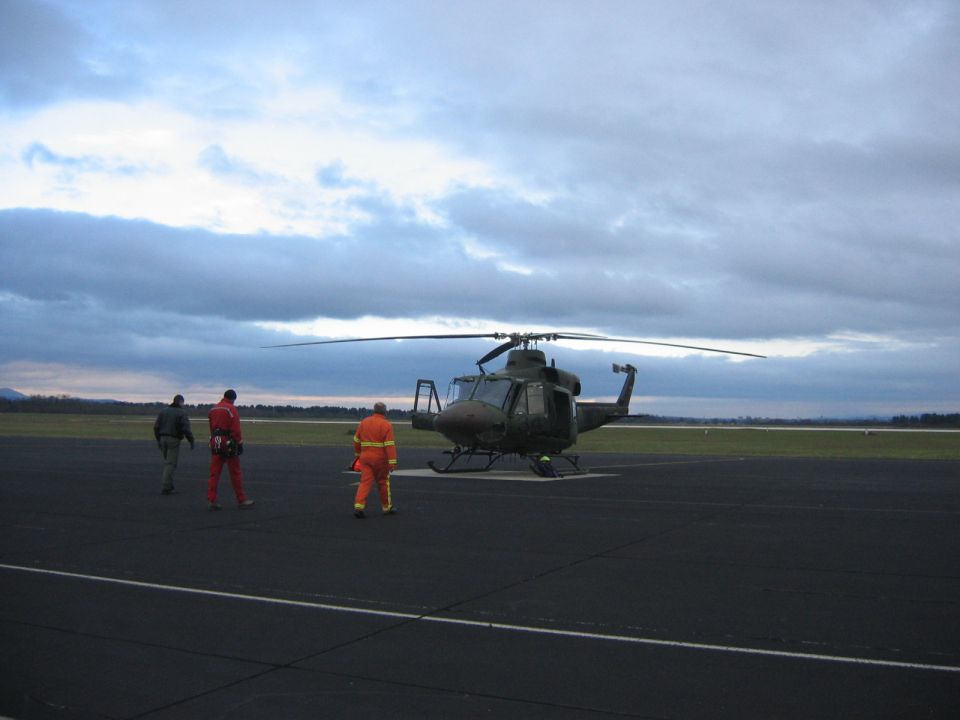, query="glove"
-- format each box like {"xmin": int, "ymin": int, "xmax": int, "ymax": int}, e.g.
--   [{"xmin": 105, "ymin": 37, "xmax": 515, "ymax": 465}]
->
[
  {"xmin": 189, "ymin": 440, "xmax": 195, "ymax": 450},
  {"xmin": 237, "ymin": 442, "xmax": 244, "ymax": 455}
]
